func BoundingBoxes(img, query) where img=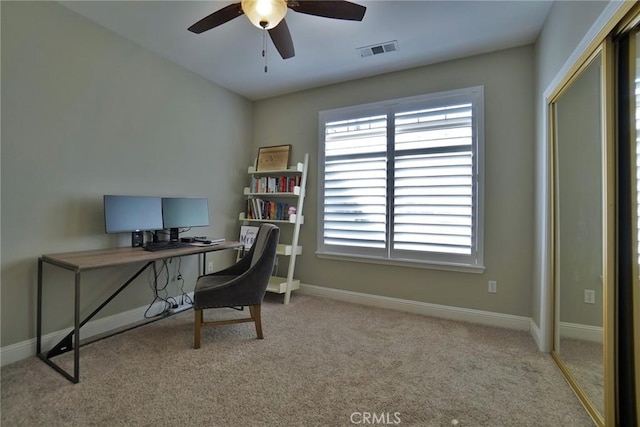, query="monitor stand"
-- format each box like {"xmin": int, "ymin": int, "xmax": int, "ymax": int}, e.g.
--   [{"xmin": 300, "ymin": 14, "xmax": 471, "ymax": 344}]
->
[
  {"xmin": 131, "ymin": 231, "xmax": 144, "ymax": 247},
  {"xmin": 169, "ymin": 228, "xmax": 179, "ymax": 242}
]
